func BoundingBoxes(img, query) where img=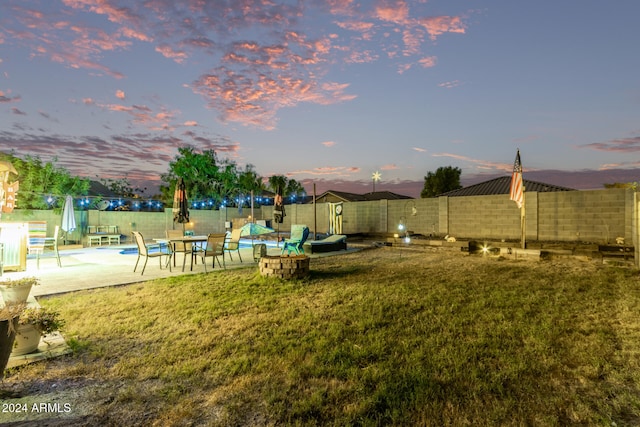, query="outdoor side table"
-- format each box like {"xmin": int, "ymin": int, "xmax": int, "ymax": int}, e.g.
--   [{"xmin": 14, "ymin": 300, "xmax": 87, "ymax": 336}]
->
[{"xmin": 253, "ymin": 244, "xmax": 267, "ymax": 262}]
